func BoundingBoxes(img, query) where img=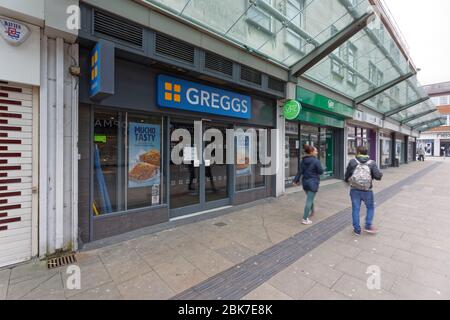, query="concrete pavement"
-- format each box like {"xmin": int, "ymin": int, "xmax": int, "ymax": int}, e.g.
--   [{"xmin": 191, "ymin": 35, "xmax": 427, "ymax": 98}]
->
[{"xmin": 1, "ymin": 160, "xmax": 449, "ymax": 300}]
